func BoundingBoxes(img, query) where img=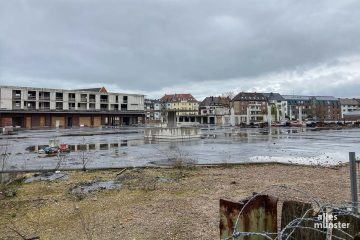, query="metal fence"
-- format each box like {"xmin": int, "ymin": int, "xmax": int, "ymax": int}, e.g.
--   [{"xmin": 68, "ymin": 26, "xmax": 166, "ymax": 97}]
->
[
  {"xmin": 349, "ymin": 152, "xmax": 360, "ymax": 214},
  {"xmin": 220, "ymin": 185, "xmax": 360, "ymax": 240}
]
